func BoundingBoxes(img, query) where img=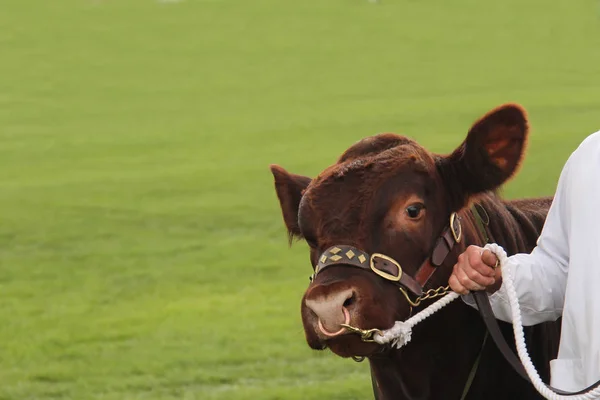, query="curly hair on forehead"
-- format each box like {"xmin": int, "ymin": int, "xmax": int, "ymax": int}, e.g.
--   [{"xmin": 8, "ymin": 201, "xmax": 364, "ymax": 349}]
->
[
  {"xmin": 308, "ymin": 134, "xmax": 435, "ymax": 192},
  {"xmin": 337, "ymin": 133, "xmax": 417, "ymax": 163}
]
